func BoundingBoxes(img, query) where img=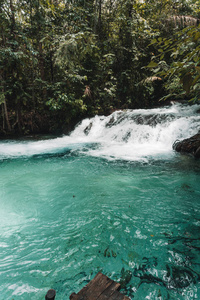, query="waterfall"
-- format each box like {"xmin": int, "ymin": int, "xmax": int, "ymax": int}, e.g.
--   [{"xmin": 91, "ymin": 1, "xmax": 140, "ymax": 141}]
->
[
  {"xmin": 0, "ymin": 103, "xmax": 199, "ymax": 161},
  {"xmin": 70, "ymin": 102, "xmax": 200, "ymax": 160}
]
